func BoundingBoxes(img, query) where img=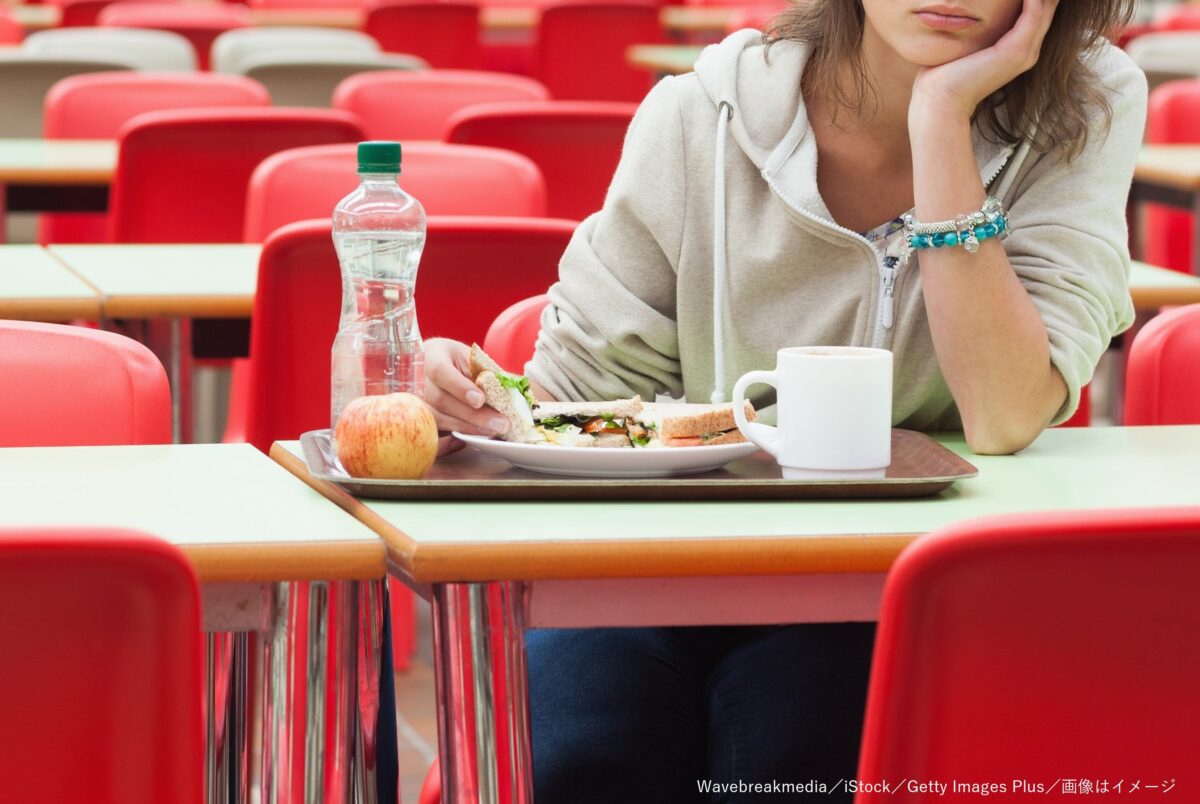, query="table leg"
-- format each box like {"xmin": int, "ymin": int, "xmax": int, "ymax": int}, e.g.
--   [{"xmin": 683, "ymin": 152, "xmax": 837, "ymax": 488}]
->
[
  {"xmin": 169, "ymin": 316, "xmax": 194, "ymax": 443},
  {"xmin": 206, "ymin": 631, "xmax": 249, "ymax": 804},
  {"xmin": 305, "ymin": 582, "xmax": 330, "ymax": 804},
  {"xmin": 432, "ymin": 582, "xmax": 533, "ymax": 804},
  {"xmin": 261, "ymin": 582, "xmax": 296, "ymax": 804}
]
